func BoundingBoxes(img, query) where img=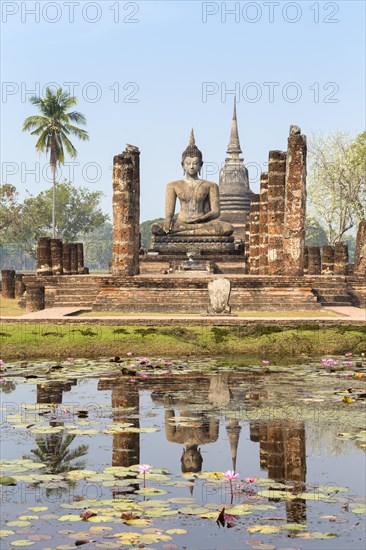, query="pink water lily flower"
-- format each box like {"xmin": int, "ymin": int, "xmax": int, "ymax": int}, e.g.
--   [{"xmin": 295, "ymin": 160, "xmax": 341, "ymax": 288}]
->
[
  {"xmin": 343, "ymin": 361, "xmax": 353, "ymax": 367},
  {"xmin": 262, "ymin": 360, "xmax": 269, "ymax": 365},
  {"xmin": 140, "ymin": 357, "xmax": 149, "ymax": 364},
  {"xmin": 164, "ymin": 361, "xmax": 172, "ymax": 367},
  {"xmin": 138, "ymin": 464, "xmax": 151, "ymax": 475},
  {"xmin": 0, "ymin": 359, "xmax": 4, "ymax": 366},
  {"xmin": 67, "ymin": 357, "xmax": 74, "ymax": 362},
  {"xmin": 127, "ymin": 352, "xmax": 132, "ymax": 357},
  {"xmin": 345, "ymin": 352, "xmax": 352, "ymax": 357},
  {"xmin": 244, "ymin": 477, "xmax": 257, "ymax": 483},
  {"xmin": 223, "ymin": 470, "xmax": 239, "ymax": 481},
  {"xmin": 129, "ymin": 378, "xmax": 136, "ymax": 383},
  {"xmin": 139, "ymin": 373, "xmax": 148, "ymax": 378}
]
